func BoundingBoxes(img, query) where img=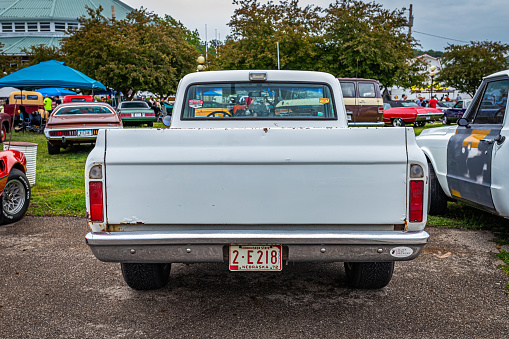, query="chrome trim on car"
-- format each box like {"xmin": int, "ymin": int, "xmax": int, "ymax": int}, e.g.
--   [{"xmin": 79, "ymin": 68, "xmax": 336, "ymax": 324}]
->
[
  {"xmin": 347, "ymin": 122, "xmax": 385, "ymax": 127},
  {"xmin": 415, "ymin": 113, "xmax": 443, "ymax": 121},
  {"xmin": 85, "ymin": 230, "xmax": 429, "ymax": 263}
]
